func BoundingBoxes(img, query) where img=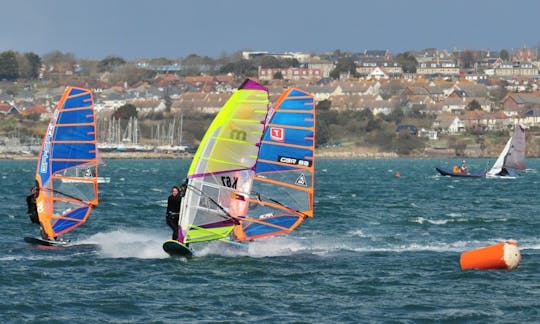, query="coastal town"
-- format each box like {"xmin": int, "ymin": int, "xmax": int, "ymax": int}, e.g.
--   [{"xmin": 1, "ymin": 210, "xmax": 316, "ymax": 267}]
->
[{"xmin": 2, "ymin": 47, "xmax": 540, "ymax": 158}]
